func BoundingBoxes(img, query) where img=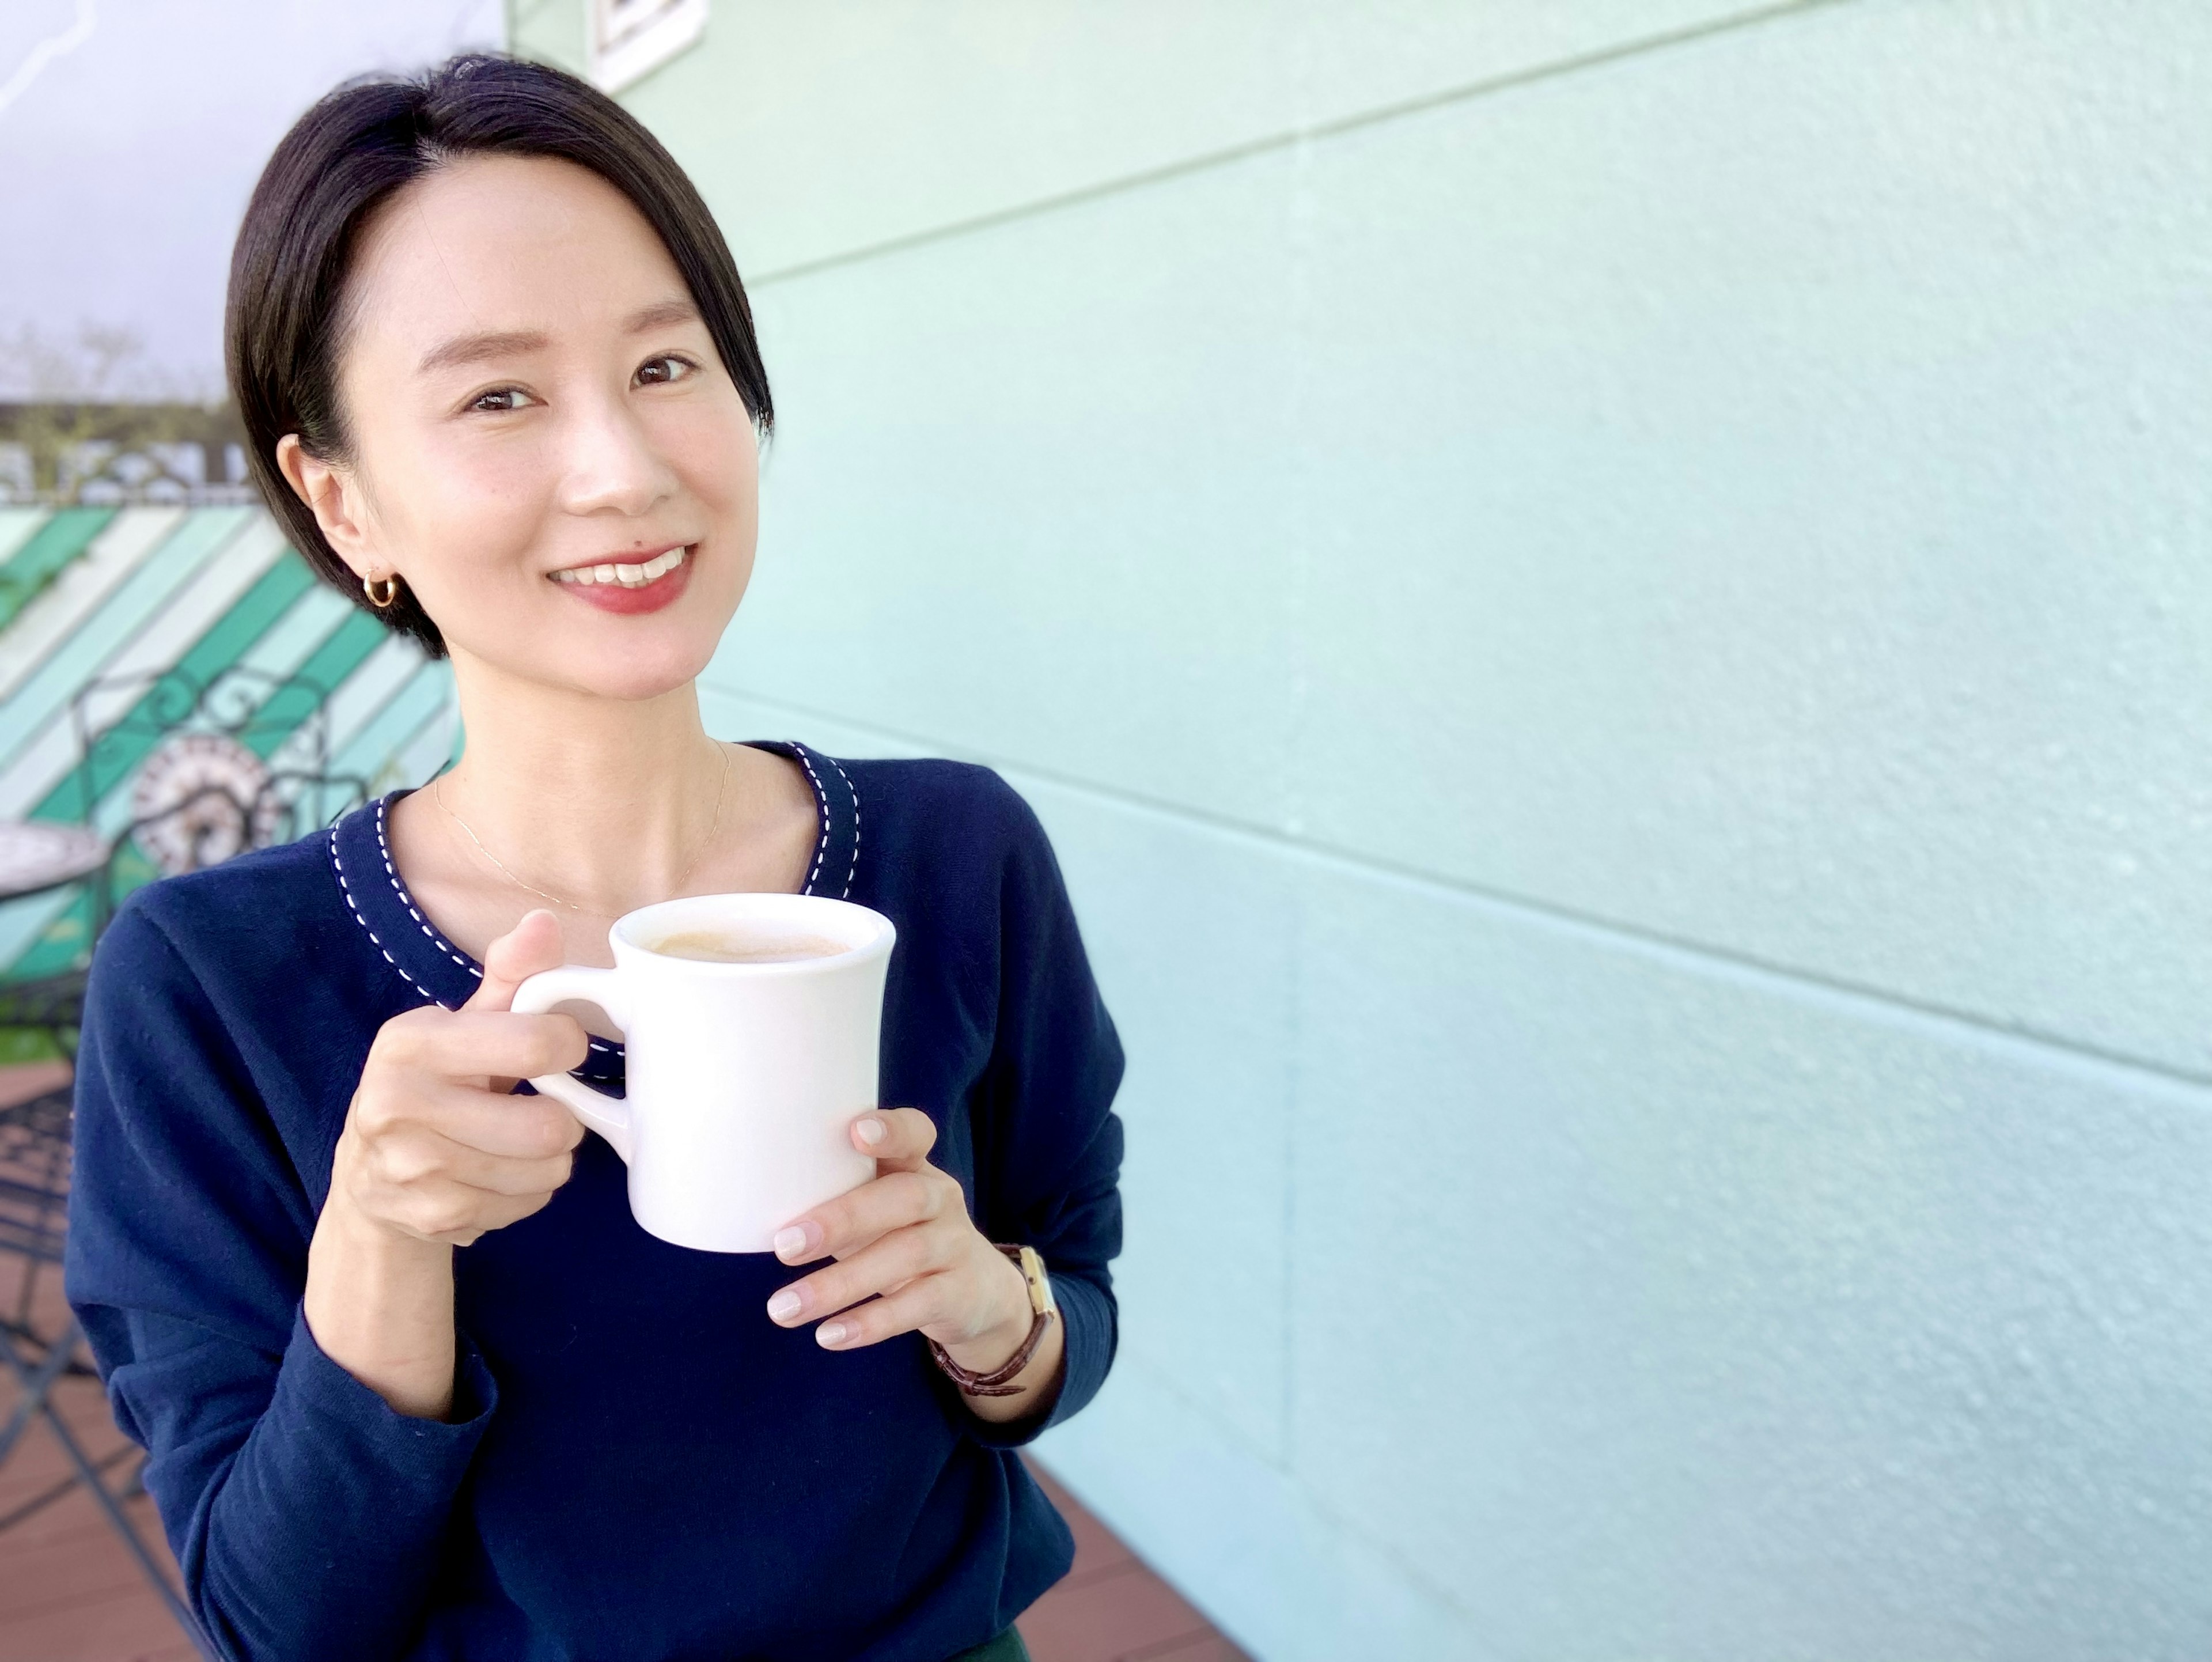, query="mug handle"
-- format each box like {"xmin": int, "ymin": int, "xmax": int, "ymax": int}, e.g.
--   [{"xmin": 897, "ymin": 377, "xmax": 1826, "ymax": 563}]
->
[{"xmin": 510, "ymin": 965, "xmax": 634, "ymax": 1164}]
